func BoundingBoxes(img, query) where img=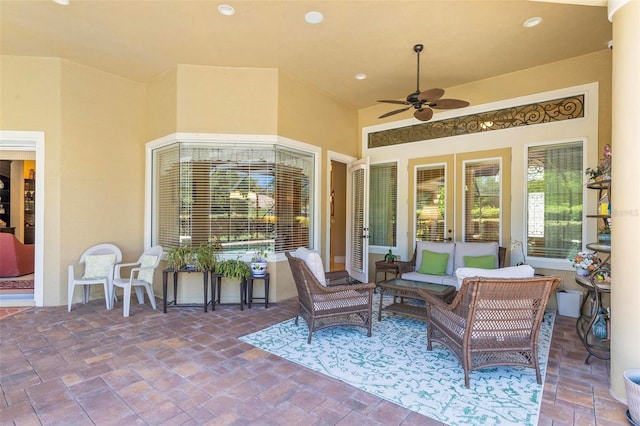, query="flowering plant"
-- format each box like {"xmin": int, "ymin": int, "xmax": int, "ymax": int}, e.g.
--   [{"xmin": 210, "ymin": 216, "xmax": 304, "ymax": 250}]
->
[
  {"xmin": 509, "ymin": 240, "xmax": 526, "ymax": 266},
  {"xmin": 251, "ymin": 249, "xmax": 268, "ymax": 262},
  {"xmin": 571, "ymin": 251, "xmax": 600, "ymax": 271},
  {"xmin": 585, "ymin": 144, "xmax": 612, "ymax": 182}
]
